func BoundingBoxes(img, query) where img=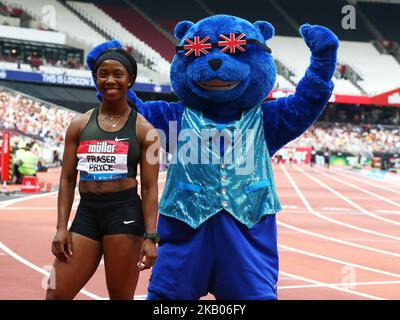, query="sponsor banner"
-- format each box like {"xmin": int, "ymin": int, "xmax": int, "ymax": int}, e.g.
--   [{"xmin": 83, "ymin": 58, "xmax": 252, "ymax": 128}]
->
[
  {"xmin": 268, "ymin": 90, "xmax": 371, "ymax": 105},
  {"xmin": 77, "ymin": 140, "xmax": 129, "ymax": 181},
  {"xmin": 267, "ymin": 89, "xmax": 399, "ymax": 107},
  {"xmin": 370, "ymin": 88, "xmax": 400, "ymax": 107},
  {"xmin": 42, "ymin": 73, "xmax": 95, "ymax": 87},
  {"xmin": 0, "ymin": 69, "xmax": 171, "ymax": 93},
  {"xmin": 80, "ymin": 171, "xmax": 128, "ymax": 181},
  {"xmin": 354, "ymin": 168, "xmax": 400, "ymax": 185}
]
